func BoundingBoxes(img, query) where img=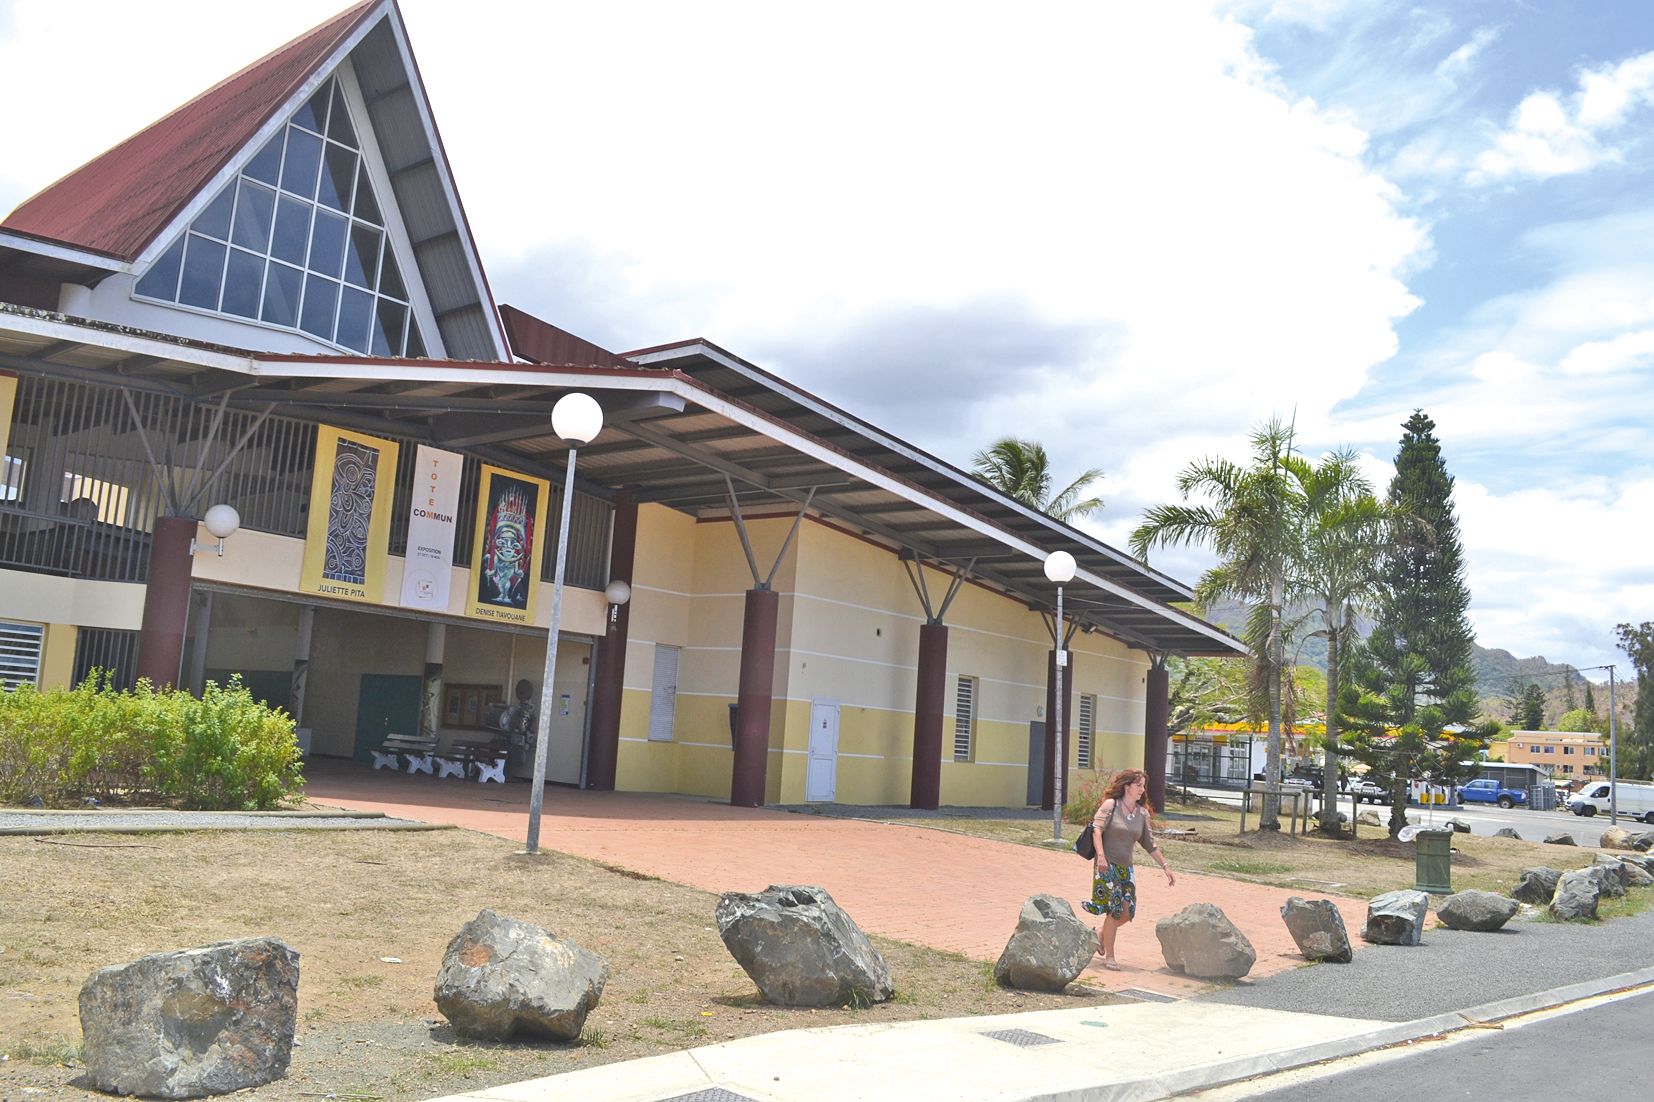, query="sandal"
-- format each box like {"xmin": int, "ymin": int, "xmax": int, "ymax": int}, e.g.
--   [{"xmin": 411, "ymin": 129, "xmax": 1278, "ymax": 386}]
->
[{"xmin": 1101, "ymin": 958, "xmax": 1122, "ymax": 971}]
